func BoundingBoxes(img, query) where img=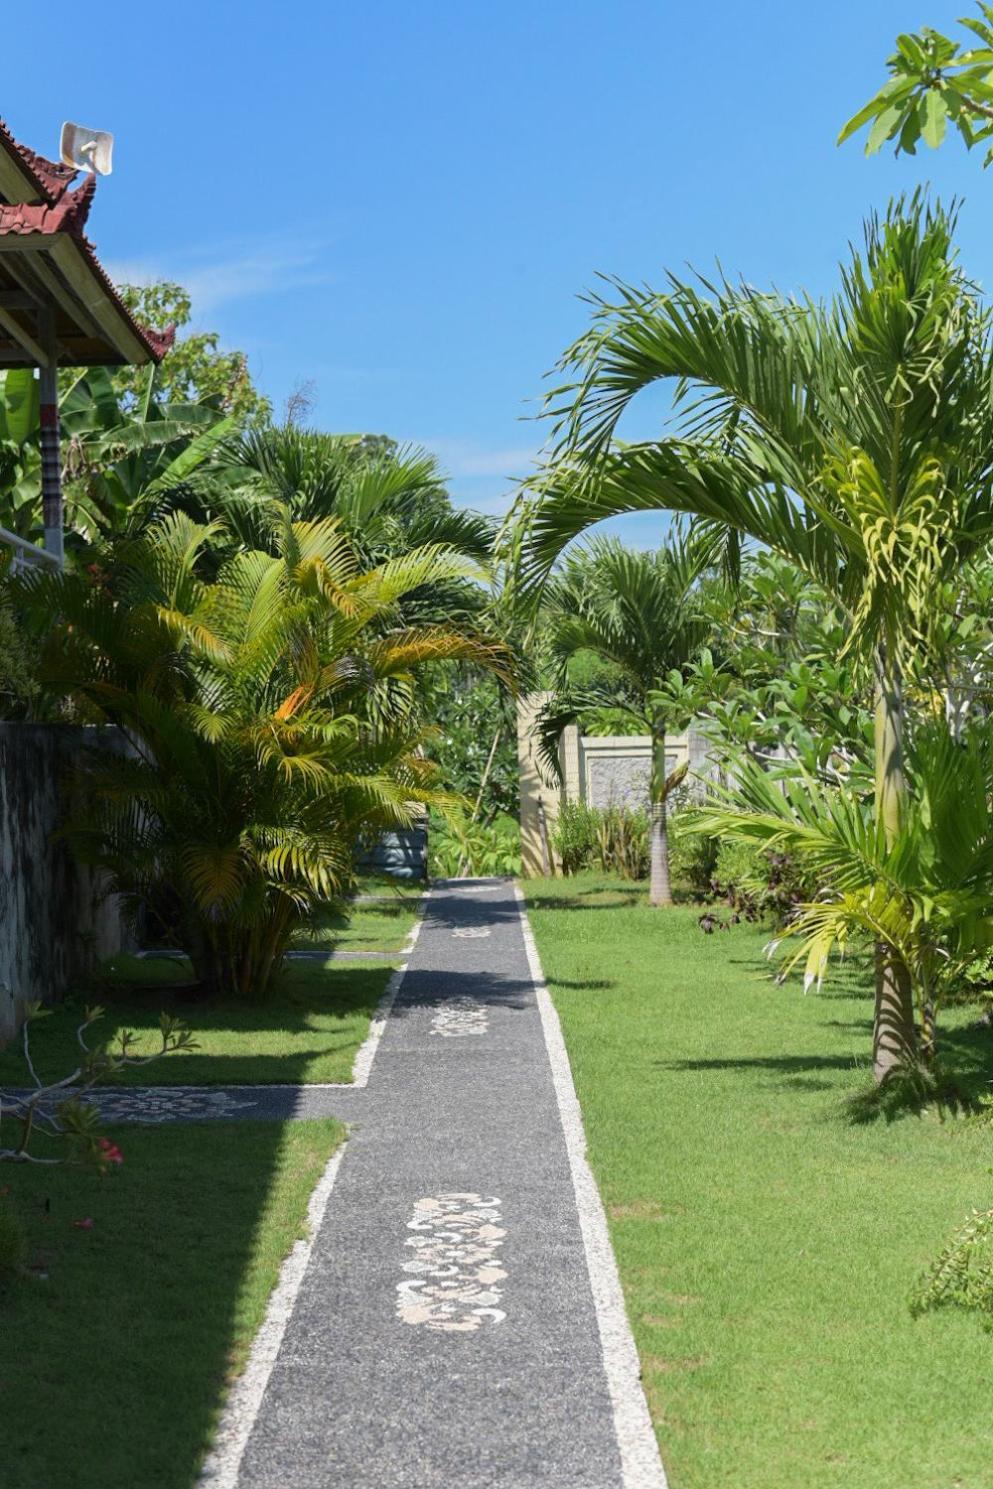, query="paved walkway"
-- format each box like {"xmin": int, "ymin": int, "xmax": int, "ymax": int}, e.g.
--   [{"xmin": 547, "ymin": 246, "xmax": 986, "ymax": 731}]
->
[{"xmin": 17, "ymin": 881, "xmax": 665, "ymax": 1487}]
